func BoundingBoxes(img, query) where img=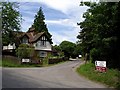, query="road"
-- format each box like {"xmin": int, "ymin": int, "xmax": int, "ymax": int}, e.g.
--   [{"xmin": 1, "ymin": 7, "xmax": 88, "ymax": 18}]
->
[
  {"xmin": 0, "ymin": 67, "xmax": 2, "ymax": 90},
  {"xmin": 2, "ymin": 60, "xmax": 107, "ymax": 88}
]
